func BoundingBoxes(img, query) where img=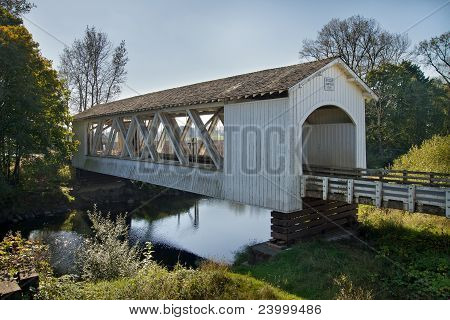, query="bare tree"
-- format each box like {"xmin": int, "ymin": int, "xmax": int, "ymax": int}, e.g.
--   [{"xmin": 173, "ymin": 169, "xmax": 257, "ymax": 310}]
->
[
  {"xmin": 299, "ymin": 15, "xmax": 410, "ymax": 78},
  {"xmin": 0, "ymin": 0, "xmax": 34, "ymax": 16},
  {"xmin": 59, "ymin": 26, "xmax": 128, "ymax": 113},
  {"xmin": 415, "ymin": 32, "xmax": 449, "ymax": 85}
]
